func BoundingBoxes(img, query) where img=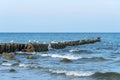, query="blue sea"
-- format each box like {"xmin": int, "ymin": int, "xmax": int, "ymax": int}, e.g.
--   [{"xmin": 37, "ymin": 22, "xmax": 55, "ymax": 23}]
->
[{"xmin": 0, "ymin": 33, "xmax": 120, "ymax": 80}]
